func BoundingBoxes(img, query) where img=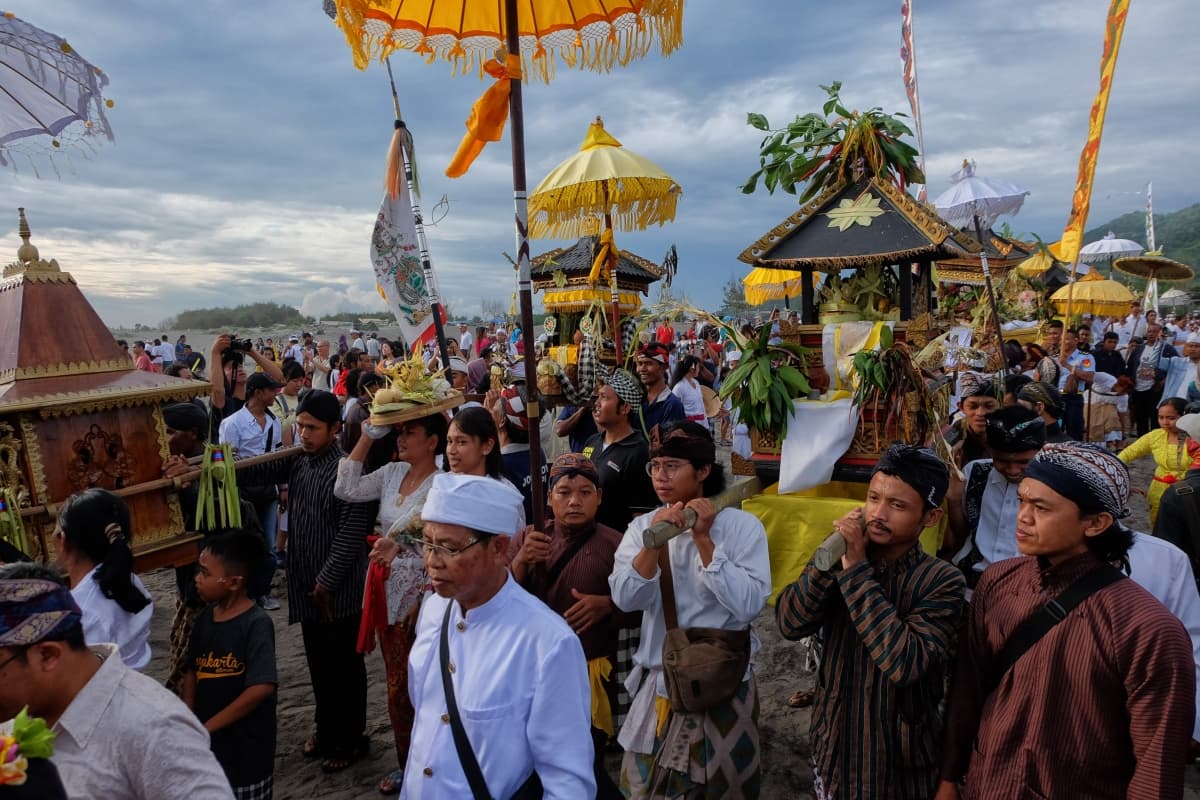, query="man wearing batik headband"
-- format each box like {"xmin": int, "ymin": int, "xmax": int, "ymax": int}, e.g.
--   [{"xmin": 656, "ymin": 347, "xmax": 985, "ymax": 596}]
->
[
  {"xmin": 939, "ymin": 443, "xmax": 1195, "ymax": 800},
  {"xmin": 1016, "ymin": 380, "xmax": 1072, "ymax": 443},
  {"xmin": 947, "ymin": 374, "xmax": 999, "ymax": 468},
  {"xmin": 634, "ymin": 342, "xmax": 685, "ymax": 448},
  {"xmin": 403, "ymin": 473, "xmax": 594, "ymax": 798},
  {"xmin": 509, "ymin": 454, "xmax": 636, "ymax": 799},
  {"xmin": 582, "ymin": 369, "xmax": 658, "ymax": 533},
  {"xmin": 944, "ymin": 406, "xmax": 1046, "ymax": 593},
  {"xmin": 0, "ymin": 564, "xmax": 234, "ymax": 799},
  {"xmin": 779, "ymin": 444, "xmax": 965, "ymax": 800},
  {"xmin": 610, "ymin": 422, "xmax": 771, "ymax": 798}
]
